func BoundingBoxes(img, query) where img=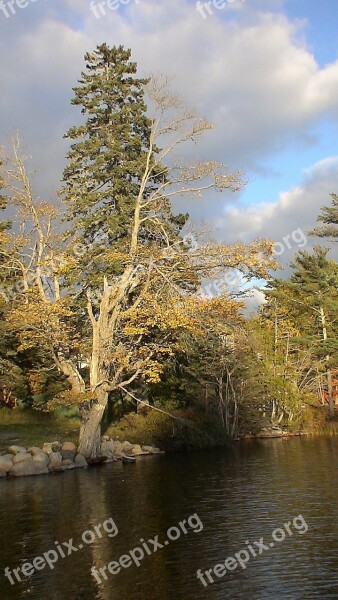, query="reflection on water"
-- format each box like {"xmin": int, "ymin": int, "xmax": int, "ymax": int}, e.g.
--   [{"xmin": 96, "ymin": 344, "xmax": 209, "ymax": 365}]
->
[{"xmin": 1, "ymin": 437, "xmax": 338, "ymax": 599}]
